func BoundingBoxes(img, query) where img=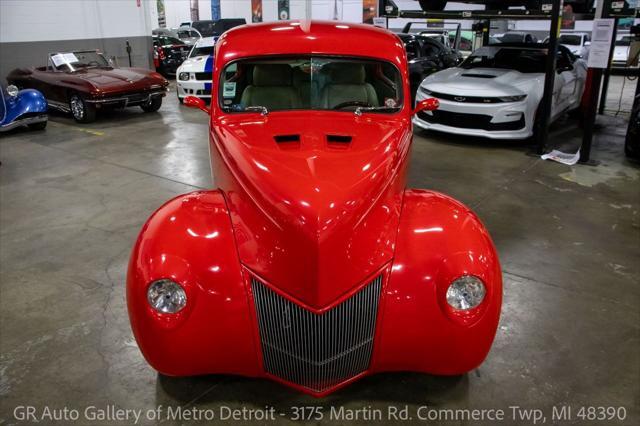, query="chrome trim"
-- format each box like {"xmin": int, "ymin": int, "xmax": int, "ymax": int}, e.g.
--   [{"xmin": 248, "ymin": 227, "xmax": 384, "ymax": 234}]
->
[
  {"xmin": 251, "ymin": 275, "xmax": 382, "ymax": 393},
  {"xmin": 0, "ymin": 114, "xmax": 47, "ymax": 132},
  {"xmin": 85, "ymin": 90, "xmax": 166, "ymax": 104}
]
